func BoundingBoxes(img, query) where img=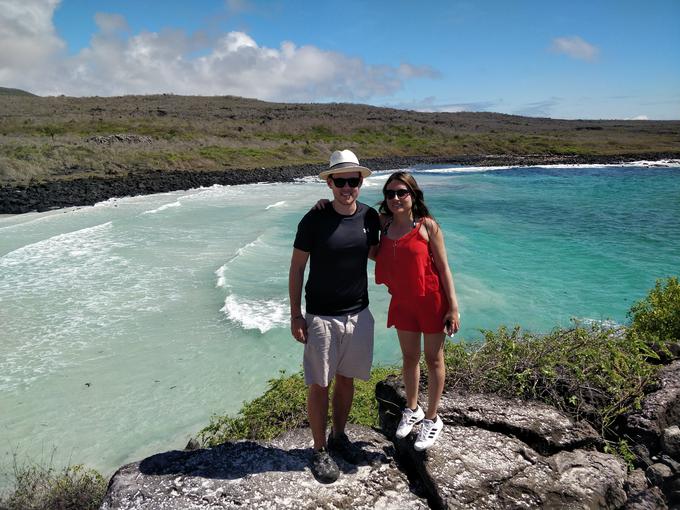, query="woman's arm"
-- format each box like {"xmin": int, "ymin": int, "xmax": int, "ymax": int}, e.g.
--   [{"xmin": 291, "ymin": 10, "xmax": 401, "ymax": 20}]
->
[{"xmin": 425, "ymin": 218, "xmax": 460, "ymax": 335}]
